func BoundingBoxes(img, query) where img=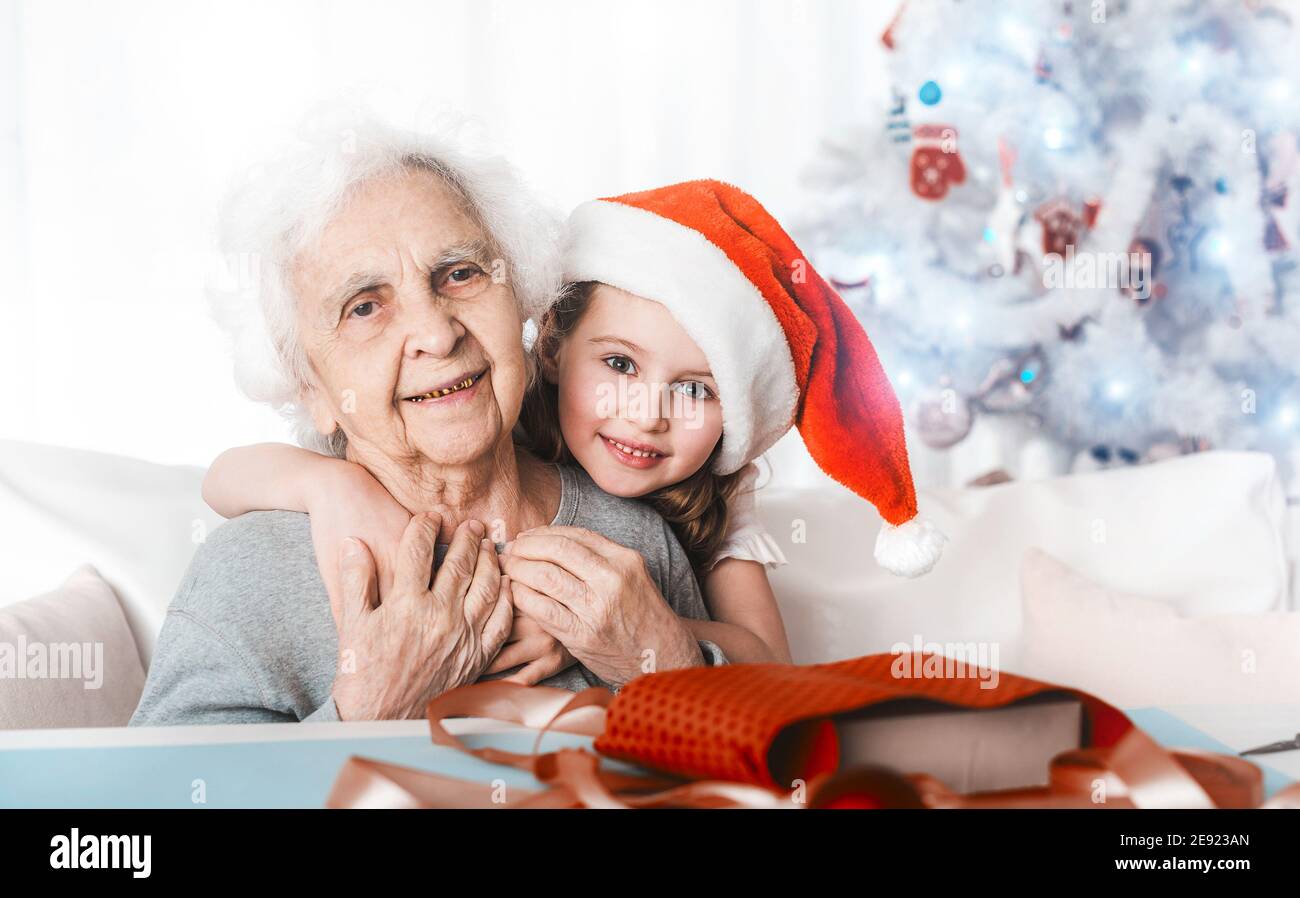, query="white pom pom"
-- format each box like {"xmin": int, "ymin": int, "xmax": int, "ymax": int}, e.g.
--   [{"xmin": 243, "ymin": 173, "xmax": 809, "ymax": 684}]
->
[{"xmin": 874, "ymin": 517, "xmax": 947, "ymax": 578}]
